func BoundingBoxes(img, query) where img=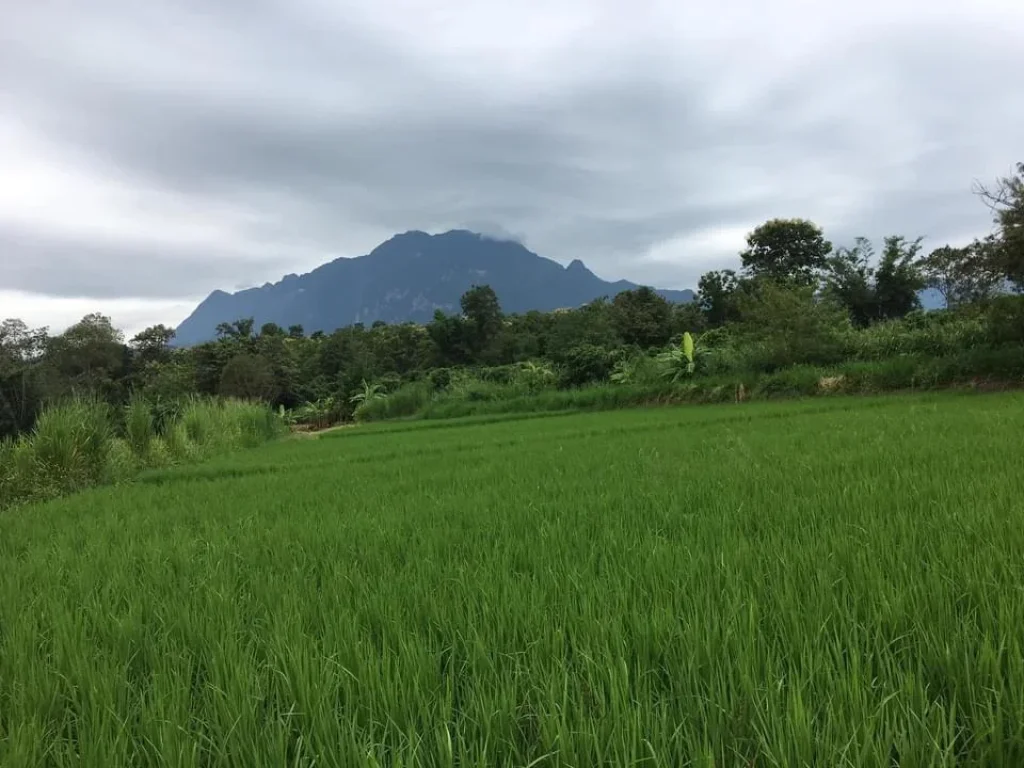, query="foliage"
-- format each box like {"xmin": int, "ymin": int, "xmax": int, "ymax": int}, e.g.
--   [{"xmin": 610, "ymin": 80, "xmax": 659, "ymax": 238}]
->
[
  {"xmin": 655, "ymin": 332, "xmax": 696, "ymax": 382},
  {"xmin": 610, "ymin": 286, "xmax": 672, "ymax": 348},
  {"xmin": 740, "ymin": 217, "xmax": 832, "ymax": 286},
  {"xmin": 557, "ymin": 344, "xmax": 613, "ymax": 388},
  {"xmin": 218, "ymin": 353, "xmax": 278, "ymax": 402},
  {"xmin": 697, "ymin": 269, "xmax": 743, "ymax": 327},
  {"xmin": 349, "ymin": 378, "xmax": 387, "ymax": 405},
  {"xmin": 975, "ymin": 161, "xmax": 1024, "ymax": 288},
  {"xmin": 734, "ymin": 282, "xmax": 851, "ymax": 371},
  {"xmin": 918, "ymin": 240, "xmax": 1004, "ymax": 308},
  {"xmin": 3, "ymin": 167, "xmax": 1024, "ymax": 437},
  {"xmin": 824, "ymin": 236, "xmax": 926, "ymax": 325}
]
